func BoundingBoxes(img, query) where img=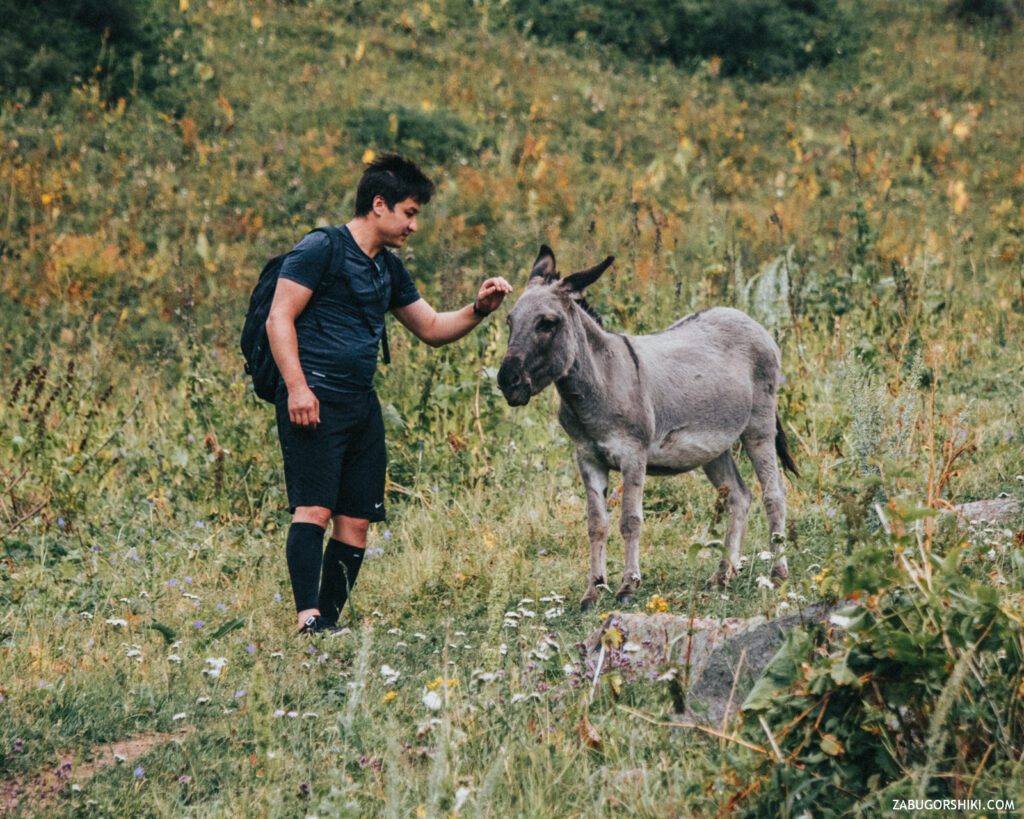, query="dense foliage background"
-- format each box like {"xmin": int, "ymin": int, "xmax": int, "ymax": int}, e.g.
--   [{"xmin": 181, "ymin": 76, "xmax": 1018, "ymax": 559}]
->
[{"xmin": 1, "ymin": 0, "xmax": 1022, "ymax": 814}]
